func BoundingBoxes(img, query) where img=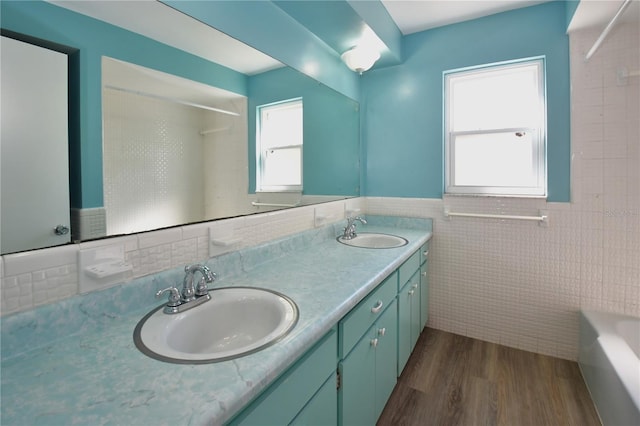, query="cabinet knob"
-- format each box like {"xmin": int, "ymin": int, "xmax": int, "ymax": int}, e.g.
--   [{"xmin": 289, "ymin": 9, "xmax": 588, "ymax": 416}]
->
[
  {"xmin": 370, "ymin": 300, "xmax": 384, "ymax": 314},
  {"xmin": 378, "ymin": 327, "xmax": 386, "ymax": 336},
  {"xmin": 423, "ymin": 250, "xmax": 429, "ymax": 258},
  {"xmin": 409, "ymin": 283, "xmax": 417, "ymax": 296},
  {"xmin": 422, "ymin": 271, "xmax": 427, "ymax": 277},
  {"xmin": 370, "ymin": 338, "xmax": 379, "ymax": 348},
  {"xmin": 54, "ymin": 224, "xmax": 69, "ymax": 235}
]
